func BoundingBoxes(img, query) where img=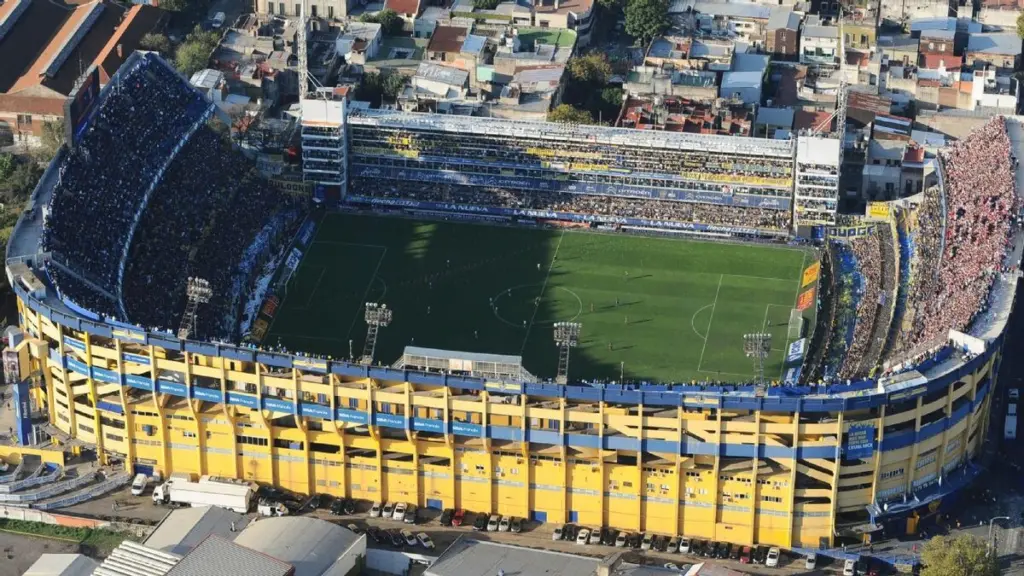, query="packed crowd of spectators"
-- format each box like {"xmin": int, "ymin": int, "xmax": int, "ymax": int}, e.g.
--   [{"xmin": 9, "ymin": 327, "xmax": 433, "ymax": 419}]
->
[
  {"xmin": 350, "ymin": 178, "xmax": 792, "ymax": 230},
  {"xmin": 892, "ymin": 117, "xmax": 1020, "ymax": 360},
  {"xmin": 43, "ymin": 54, "xmax": 209, "ymax": 305},
  {"xmin": 839, "ymin": 233, "xmax": 882, "ymax": 379},
  {"xmin": 123, "ymin": 128, "xmax": 300, "ymax": 340}
]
